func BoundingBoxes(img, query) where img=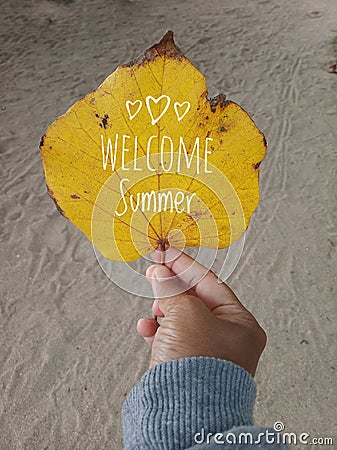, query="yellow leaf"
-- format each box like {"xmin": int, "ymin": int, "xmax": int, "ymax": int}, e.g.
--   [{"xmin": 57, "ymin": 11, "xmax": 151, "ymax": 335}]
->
[{"xmin": 40, "ymin": 31, "xmax": 266, "ymax": 262}]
